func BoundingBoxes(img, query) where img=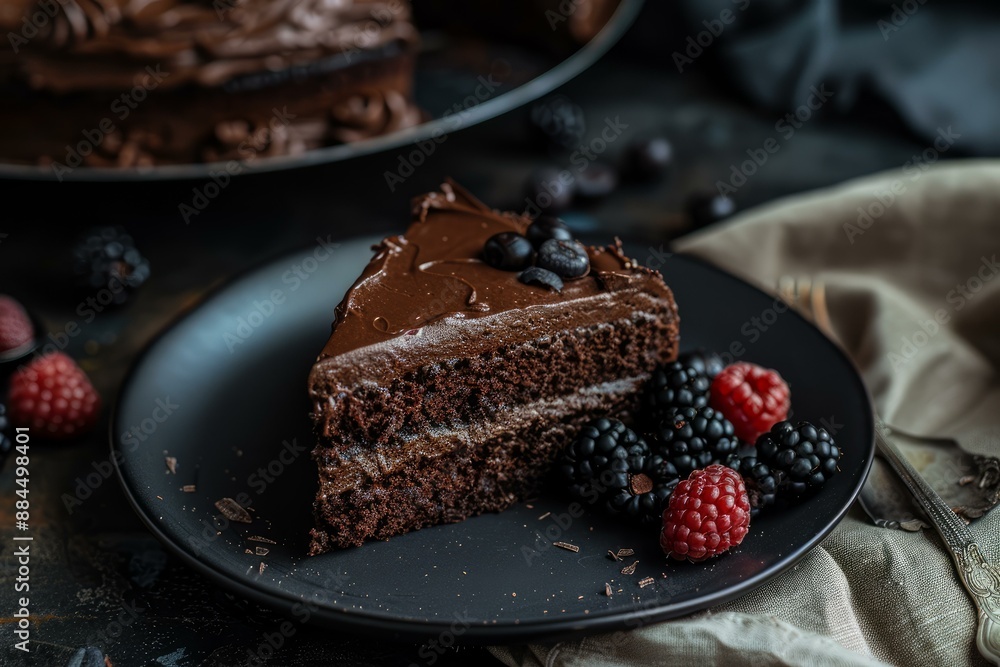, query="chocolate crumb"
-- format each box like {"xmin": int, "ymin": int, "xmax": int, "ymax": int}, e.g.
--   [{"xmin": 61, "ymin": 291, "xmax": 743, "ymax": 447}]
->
[
  {"xmin": 607, "ymin": 550, "xmax": 619, "ymax": 561},
  {"xmin": 603, "ymin": 583, "xmax": 612, "ymax": 597},
  {"xmin": 538, "ymin": 512, "xmax": 551, "ymax": 520},
  {"xmin": 247, "ymin": 535, "xmax": 276, "ymax": 544},
  {"xmin": 554, "ymin": 542, "xmax": 580, "ymax": 553},
  {"xmin": 639, "ymin": 577, "xmax": 654, "ymax": 588},
  {"xmin": 621, "ymin": 560, "xmax": 638, "ymax": 575},
  {"xmin": 959, "ymin": 475, "xmax": 976, "ymax": 486},
  {"xmin": 181, "ymin": 485, "xmax": 196, "ymax": 493},
  {"xmin": 215, "ymin": 497, "xmax": 252, "ymax": 523},
  {"xmin": 165, "ymin": 456, "xmax": 177, "ymax": 474},
  {"xmin": 259, "ymin": 562, "xmax": 266, "ymax": 575},
  {"xmin": 616, "ymin": 548, "xmax": 635, "ymax": 559},
  {"xmin": 628, "ymin": 473, "xmax": 653, "ymax": 495},
  {"xmin": 255, "ymin": 547, "xmax": 270, "ymax": 556}
]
